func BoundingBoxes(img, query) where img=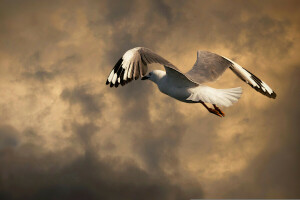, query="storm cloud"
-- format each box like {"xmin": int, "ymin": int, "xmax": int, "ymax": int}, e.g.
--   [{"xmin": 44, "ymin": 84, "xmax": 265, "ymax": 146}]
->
[{"xmin": 0, "ymin": 0, "xmax": 299, "ymax": 199}]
